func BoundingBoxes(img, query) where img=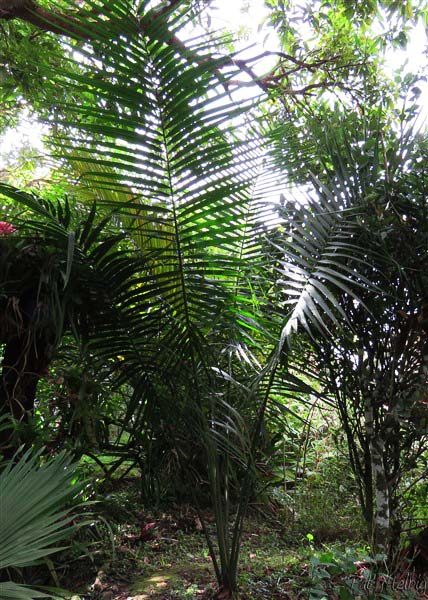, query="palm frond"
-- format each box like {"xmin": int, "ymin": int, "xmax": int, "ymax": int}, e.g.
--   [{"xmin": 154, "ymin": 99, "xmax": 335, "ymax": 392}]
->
[
  {"xmin": 34, "ymin": 0, "xmax": 264, "ymax": 378},
  {"xmin": 0, "ymin": 450, "xmax": 82, "ymax": 569},
  {"xmin": 0, "ymin": 450, "xmax": 84, "ymax": 599},
  {"xmin": 265, "ymin": 179, "xmax": 375, "ymax": 341},
  {"xmin": 0, "ymin": 582, "xmax": 53, "ymax": 599}
]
